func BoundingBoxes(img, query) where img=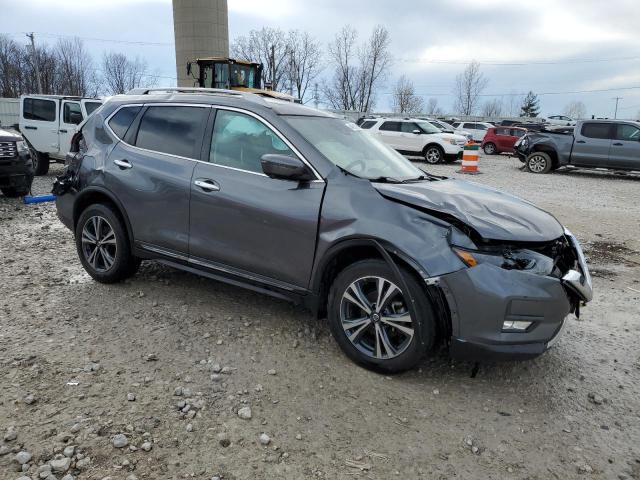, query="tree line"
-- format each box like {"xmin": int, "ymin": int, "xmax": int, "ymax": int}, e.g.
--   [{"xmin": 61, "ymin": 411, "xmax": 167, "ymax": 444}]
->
[
  {"xmin": 0, "ymin": 34, "xmax": 155, "ymax": 98},
  {"xmin": 1, "ymin": 30, "xmax": 590, "ymax": 118}
]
